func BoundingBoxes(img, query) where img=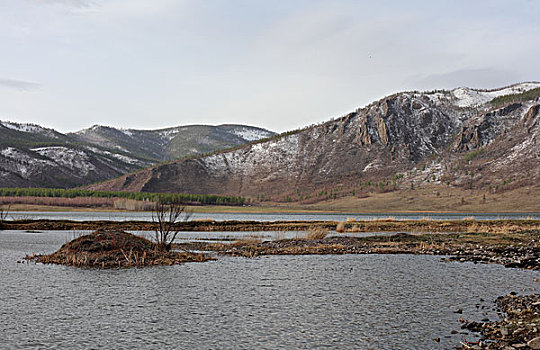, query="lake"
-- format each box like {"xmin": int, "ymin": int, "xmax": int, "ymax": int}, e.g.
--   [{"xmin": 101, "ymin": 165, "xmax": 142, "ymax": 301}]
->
[
  {"xmin": 6, "ymin": 211, "xmax": 540, "ymax": 222},
  {"xmin": 1, "ymin": 230, "xmax": 539, "ymax": 349}
]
